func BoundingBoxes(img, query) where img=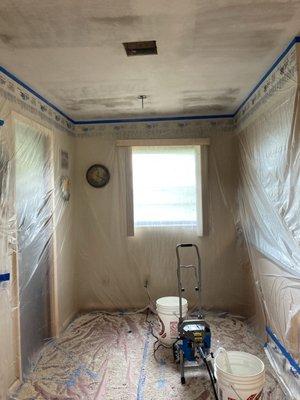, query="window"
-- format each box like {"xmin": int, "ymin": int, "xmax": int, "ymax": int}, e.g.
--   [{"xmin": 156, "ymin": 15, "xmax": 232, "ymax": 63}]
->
[{"xmin": 132, "ymin": 146, "xmax": 201, "ymax": 228}]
